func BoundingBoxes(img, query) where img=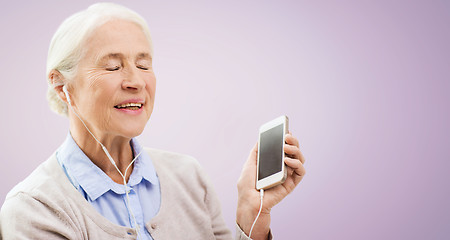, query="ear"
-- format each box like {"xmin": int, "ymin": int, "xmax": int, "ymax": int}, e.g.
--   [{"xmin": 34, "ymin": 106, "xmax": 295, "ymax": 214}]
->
[{"xmin": 48, "ymin": 70, "xmax": 69, "ymax": 104}]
